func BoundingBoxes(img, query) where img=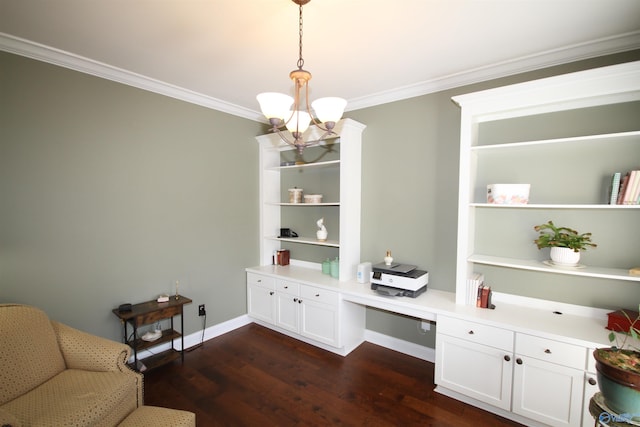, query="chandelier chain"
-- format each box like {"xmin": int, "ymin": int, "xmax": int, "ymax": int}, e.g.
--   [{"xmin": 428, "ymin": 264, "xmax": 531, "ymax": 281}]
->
[{"xmin": 297, "ymin": 3, "xmax": 304, "ymax": 70}]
